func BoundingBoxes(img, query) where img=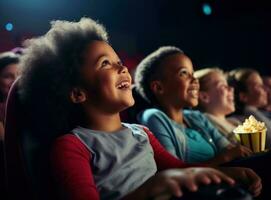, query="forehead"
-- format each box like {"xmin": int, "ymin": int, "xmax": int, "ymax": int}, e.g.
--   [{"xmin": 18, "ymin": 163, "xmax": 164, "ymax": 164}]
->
[
  {"xmin": 201, "ymin": 71, "xmax": 226, "ymax": 91},
  {"xmin": 207, "ymin": 71, "xmax": 226, "ymax": 84},
  {"xmin": 83, "ymin": 40, "xmax": 118, "ymax": 65},
  {"xmin": 0, "ymin": 63, "xmax": 18, "ymax": 74},
  {"xmin": 246, "ymin": 72, "xmax": 262, "ymax": 84},
  {"xmin": 160, "ymin": 53, "xmax": 193, "ymax": 74}
]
